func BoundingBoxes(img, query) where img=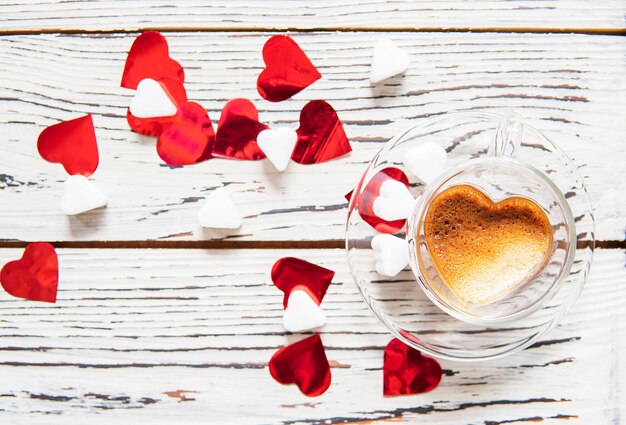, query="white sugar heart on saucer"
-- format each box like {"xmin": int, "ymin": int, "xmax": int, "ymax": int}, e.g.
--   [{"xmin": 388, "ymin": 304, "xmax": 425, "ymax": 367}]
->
[
  {"xmin": 370, "ymin": 38, "xmax": 410, "ymax": 84},
  {"xmin": 403, "ymin": 142, "xmax": 447, "ymax": 184},
  {"xmin": 129, "ymin": 78, "xmax": 177, "ymax": 118},
  {"xmin": 61, "ymin": 175, "xmax": 108, "ymax": 216},
  {"xmin": 256, "ymin": 128, "xmax": 298, "ymax": 172},
  {"xmin": 197, "ymin": 188, "xmax": 242, "ymax": 229},
  {"xmin": 283, "ymin": 289, "xmax": 326, "ymax": 333},
  {"xmin": 372, "ymin": 179, "xmax": 415, "ymax": 221},
  {"xmin": 371, "ymin": 234, "xmax": 410, "ymax": 277}
]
